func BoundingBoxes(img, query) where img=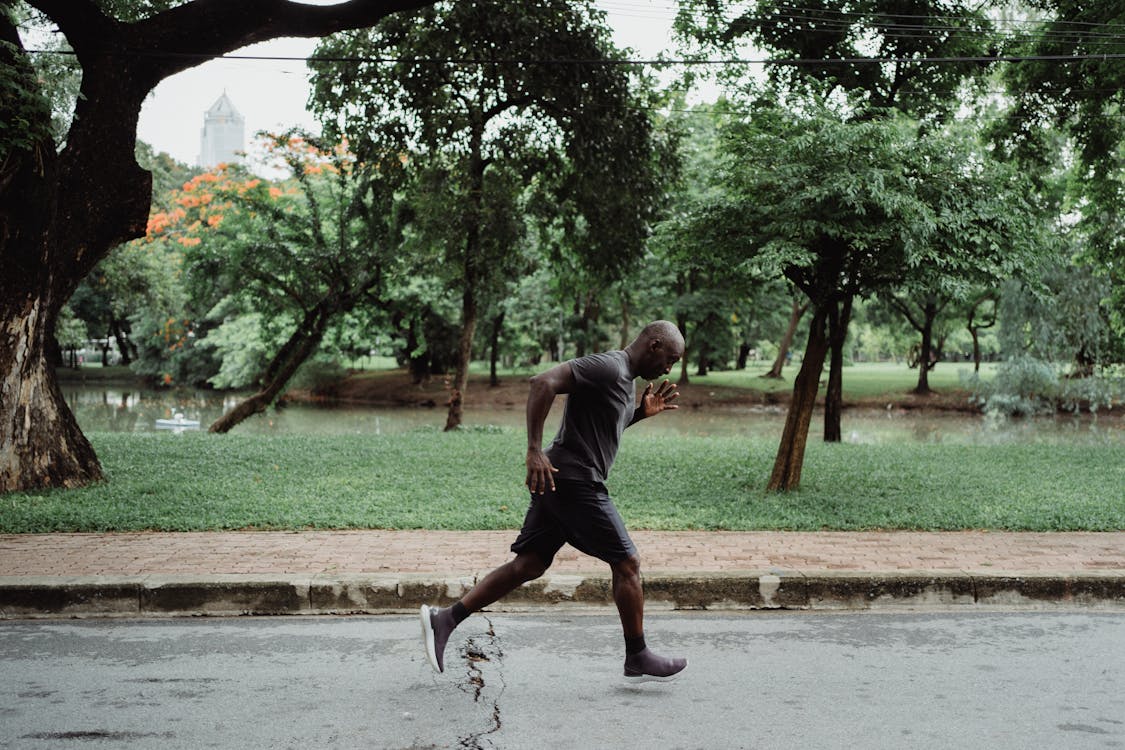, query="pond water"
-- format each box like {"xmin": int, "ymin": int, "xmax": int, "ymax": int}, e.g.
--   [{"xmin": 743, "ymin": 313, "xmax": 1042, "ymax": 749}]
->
[{"xmin": 63, "ymin": 385, "xmax": 1124, "ymax": 446}]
